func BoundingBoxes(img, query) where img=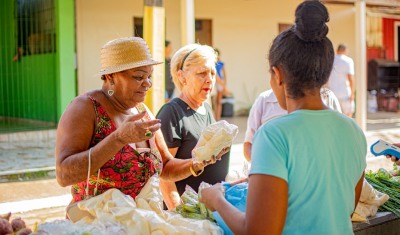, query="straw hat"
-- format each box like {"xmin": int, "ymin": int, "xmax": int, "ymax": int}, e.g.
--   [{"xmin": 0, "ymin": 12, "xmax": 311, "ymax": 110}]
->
[{"xmin": 99, "ymin": 37, "xmax": 162, "ymax": 75}]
